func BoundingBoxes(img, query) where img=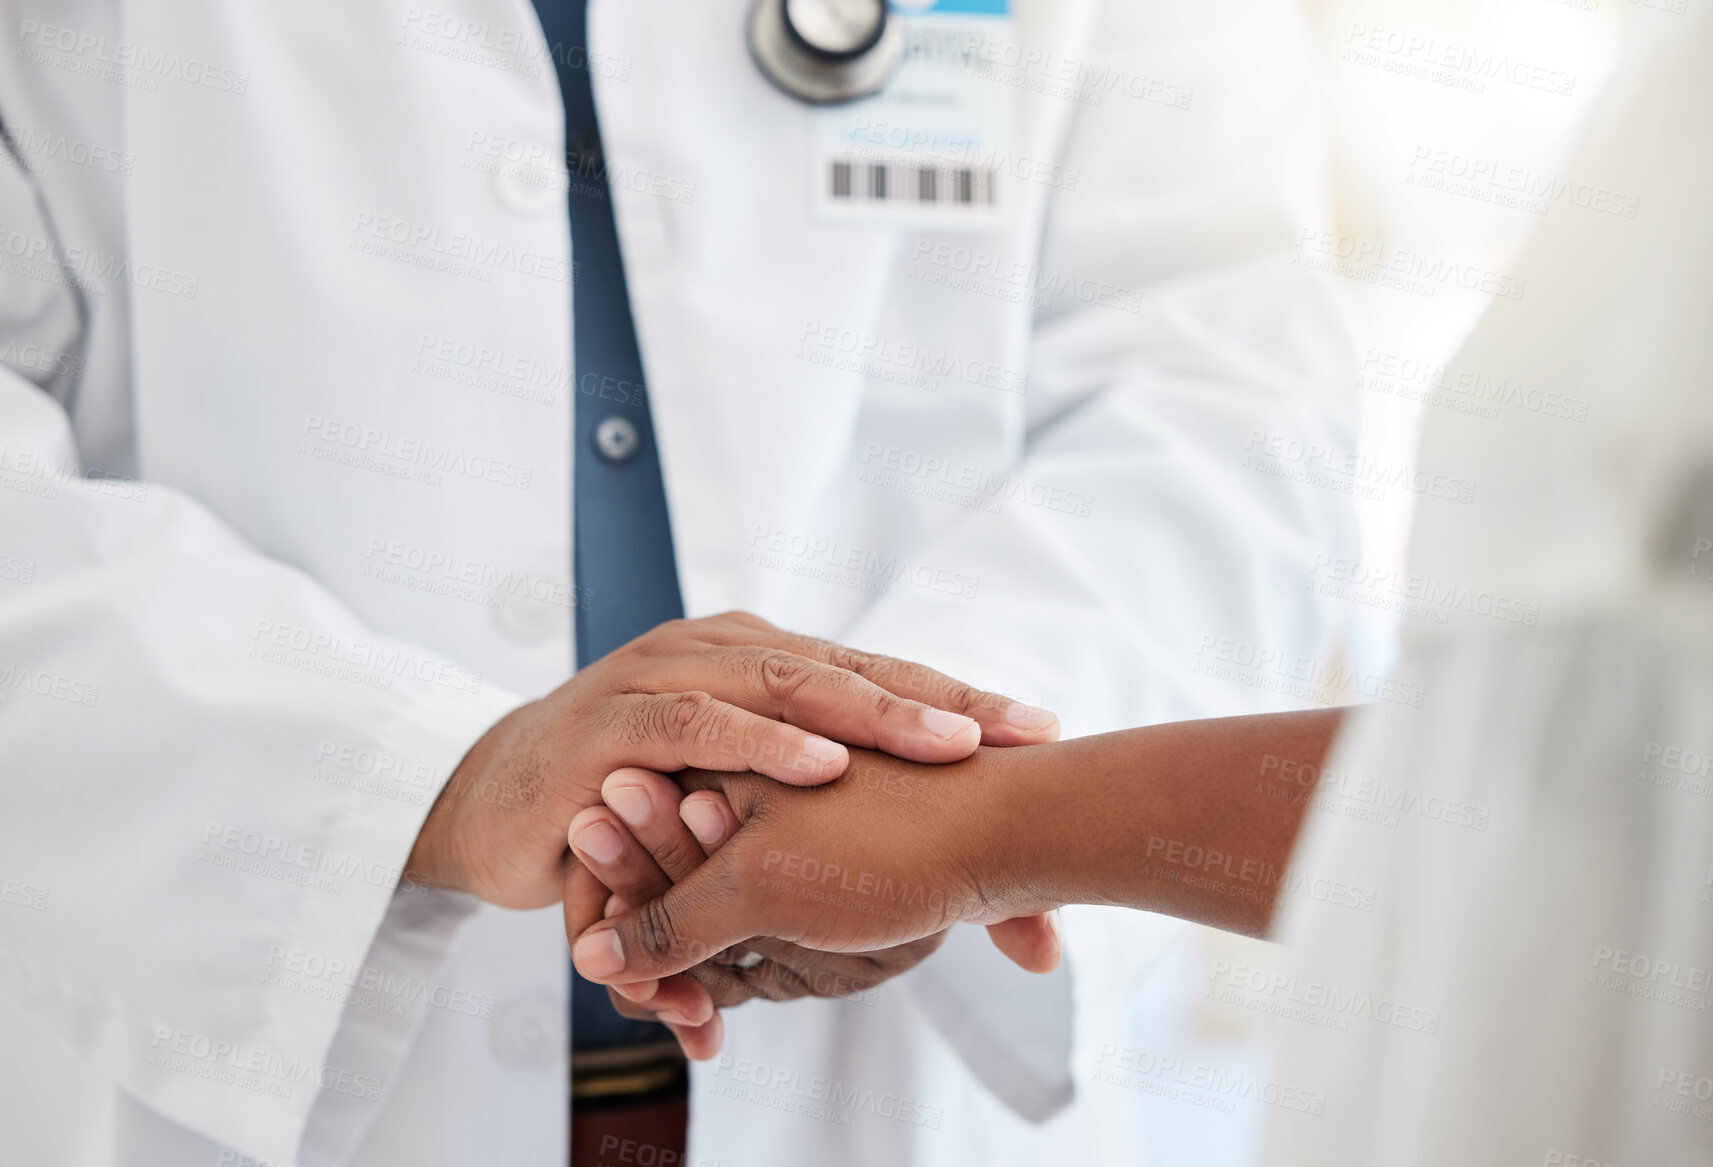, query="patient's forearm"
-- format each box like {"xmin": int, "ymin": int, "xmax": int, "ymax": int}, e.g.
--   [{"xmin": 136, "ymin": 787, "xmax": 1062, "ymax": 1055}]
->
[
  {"xmin": 571, "ymin": 708, "xmax": 1352, "ymax": 986},
  {"xmin": 985, "ymin": 709, "xmax": 1347, "ymax": 937}
]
